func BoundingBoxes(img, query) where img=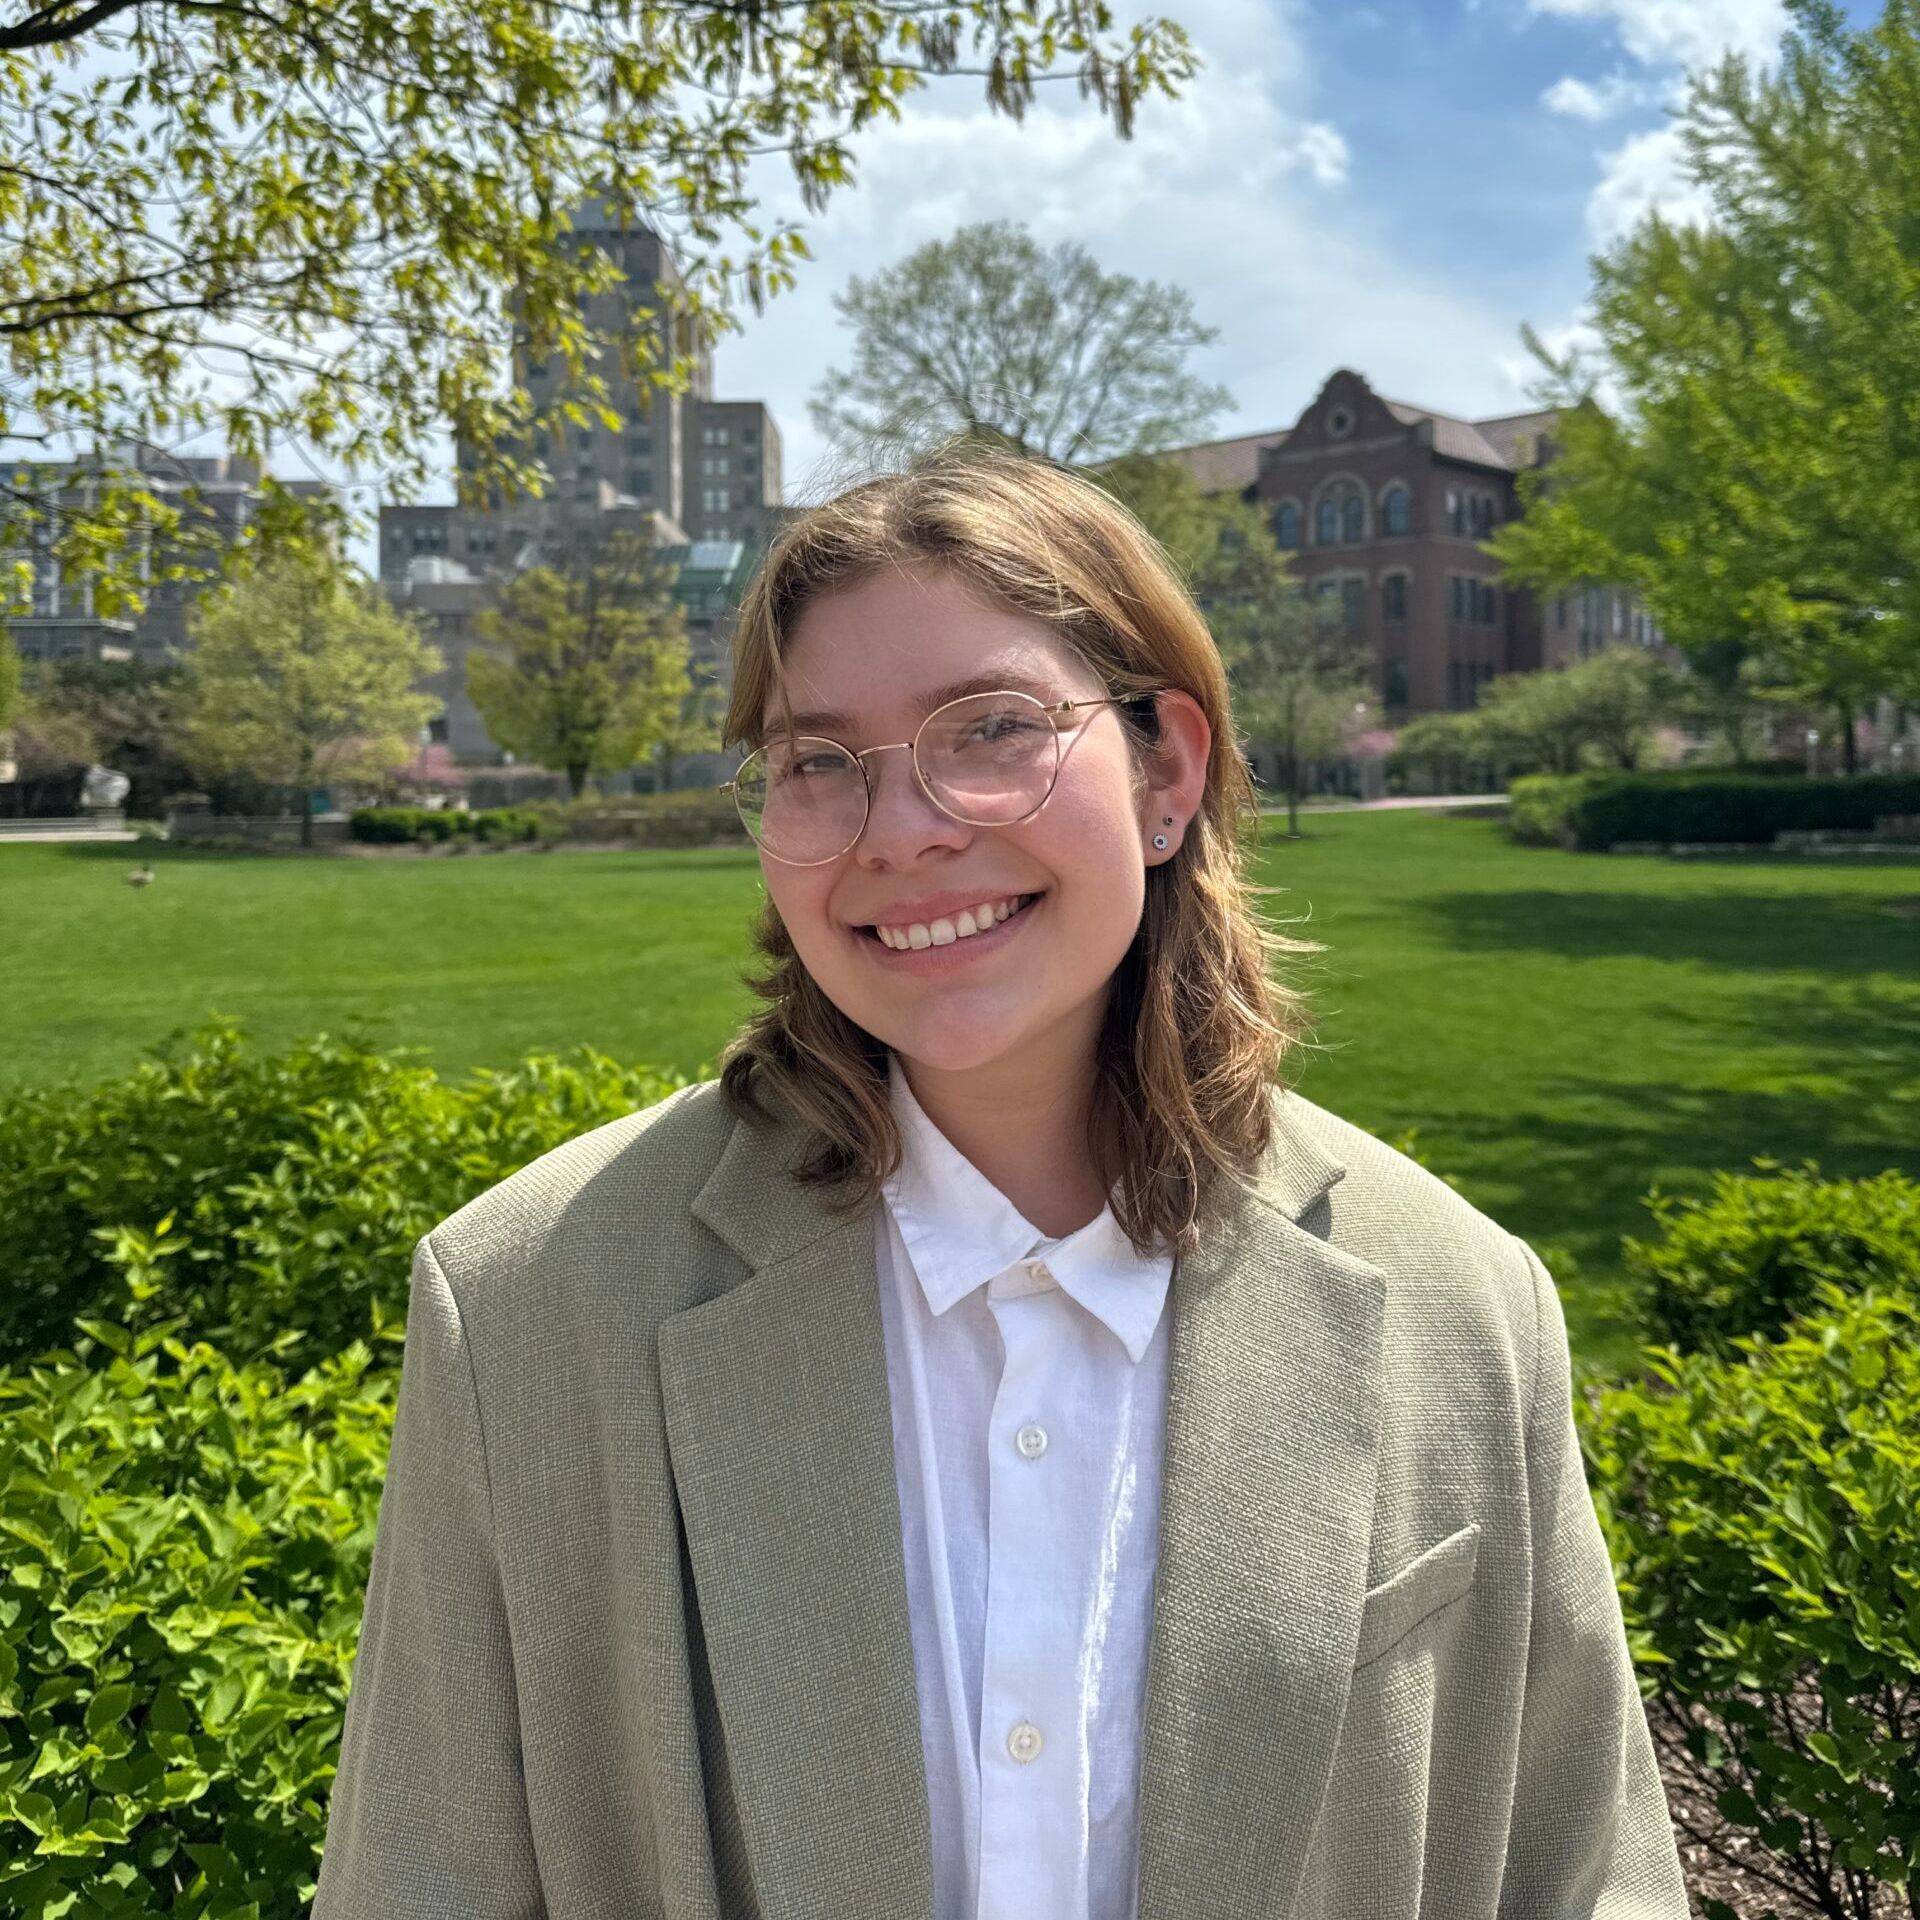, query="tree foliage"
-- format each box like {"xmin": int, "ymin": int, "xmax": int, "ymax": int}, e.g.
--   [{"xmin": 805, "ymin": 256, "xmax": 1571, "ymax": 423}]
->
[
  {"xmin": 0, "ymin": 0, "xmax": 1197, "ymax": 637},
  {"xmin": 179, "ymin": 547, "xmax": 443, "ymax": 843},
  {"xmin": 1490, "ymin": 0, "xmax": 1920, "ymax": 761},
  {"xmin": 0, "ymin": 630, "xmax": 18, "ymax": 734},
  {"xmin": 810, "ymin": 220, "xmax": 1233, "ymax": 468},
  {"xmin": 1393, "ymin": 647, "xmax": 1687, "ymax": 781},
  {"xmin": 467, "ymin": 522, "xmax": 695, "ymax": 798}
]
